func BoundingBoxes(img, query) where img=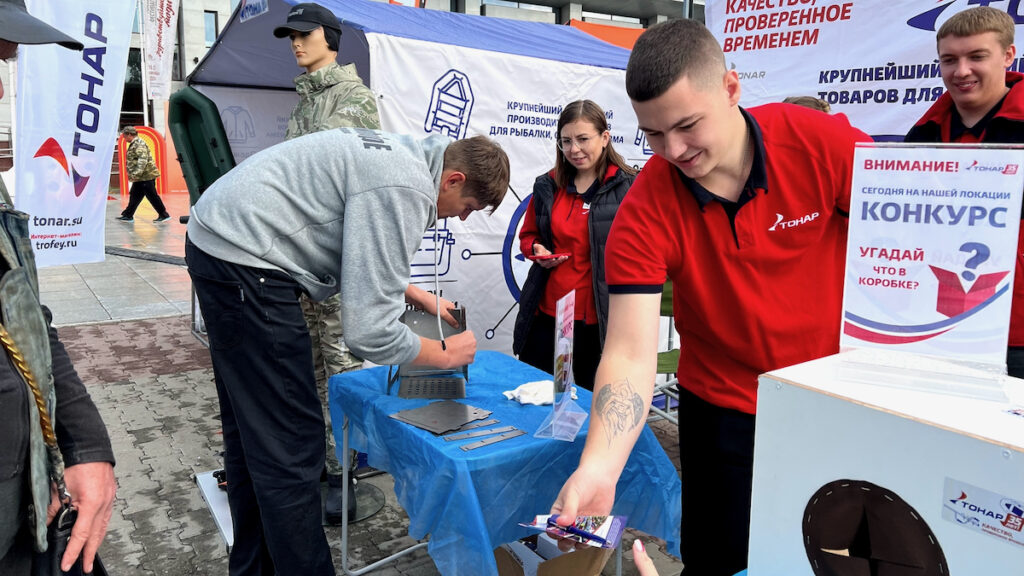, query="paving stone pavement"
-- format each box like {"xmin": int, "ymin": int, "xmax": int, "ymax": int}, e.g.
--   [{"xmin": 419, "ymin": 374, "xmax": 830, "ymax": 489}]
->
[{"xmin": 56, "ymin": 311, "xmax": 684, "ymax": 575}]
